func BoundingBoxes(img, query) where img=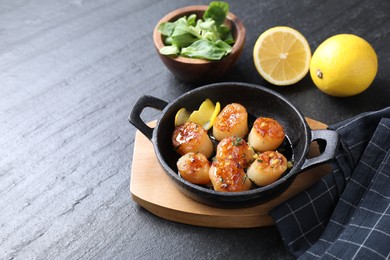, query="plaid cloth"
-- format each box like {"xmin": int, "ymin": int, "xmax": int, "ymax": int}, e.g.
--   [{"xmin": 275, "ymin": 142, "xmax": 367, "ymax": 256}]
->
[{"xmin": 270, "ymin": 107, "xmax": 390, "ymax": 259}]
